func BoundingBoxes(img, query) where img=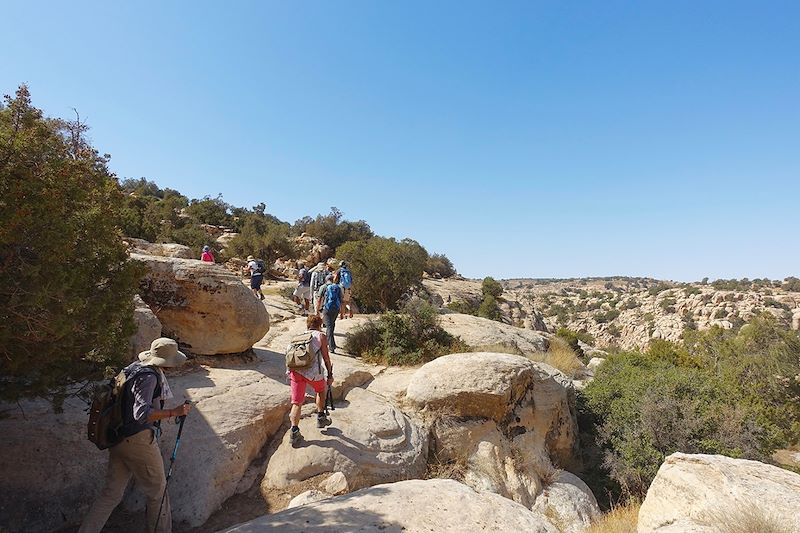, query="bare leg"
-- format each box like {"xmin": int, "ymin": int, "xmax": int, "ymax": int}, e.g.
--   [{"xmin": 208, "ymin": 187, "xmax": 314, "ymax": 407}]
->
[{"xmin": 289, "ymin": 403, "xmax": 301, "ymax": 427}]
